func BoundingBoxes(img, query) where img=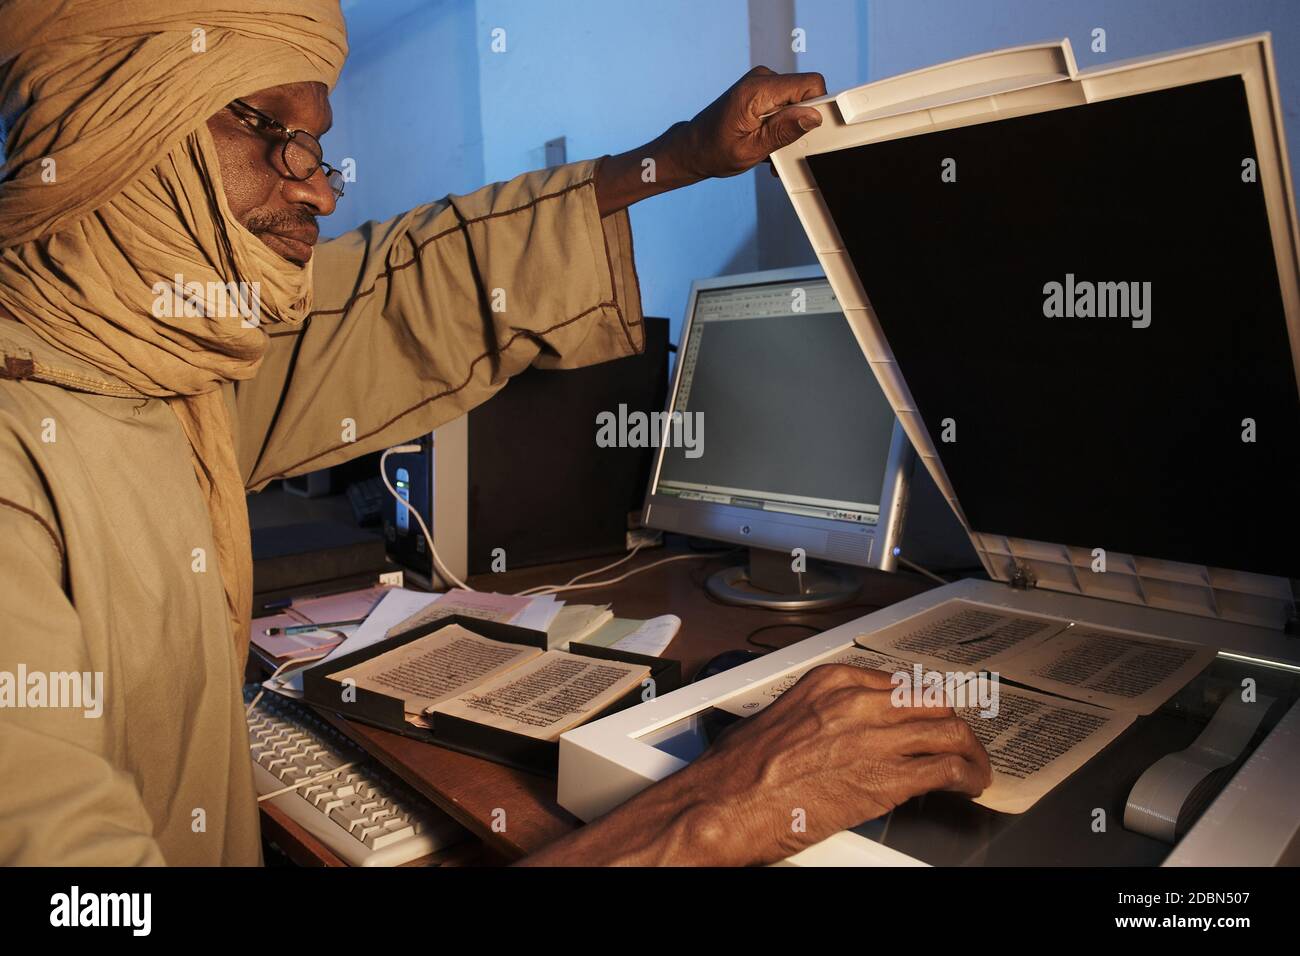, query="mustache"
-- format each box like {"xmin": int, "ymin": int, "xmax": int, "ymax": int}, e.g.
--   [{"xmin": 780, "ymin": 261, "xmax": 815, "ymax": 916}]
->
[{"xmin": 244, "ymin": 208, "xmax": 317, "ymax": 237}]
